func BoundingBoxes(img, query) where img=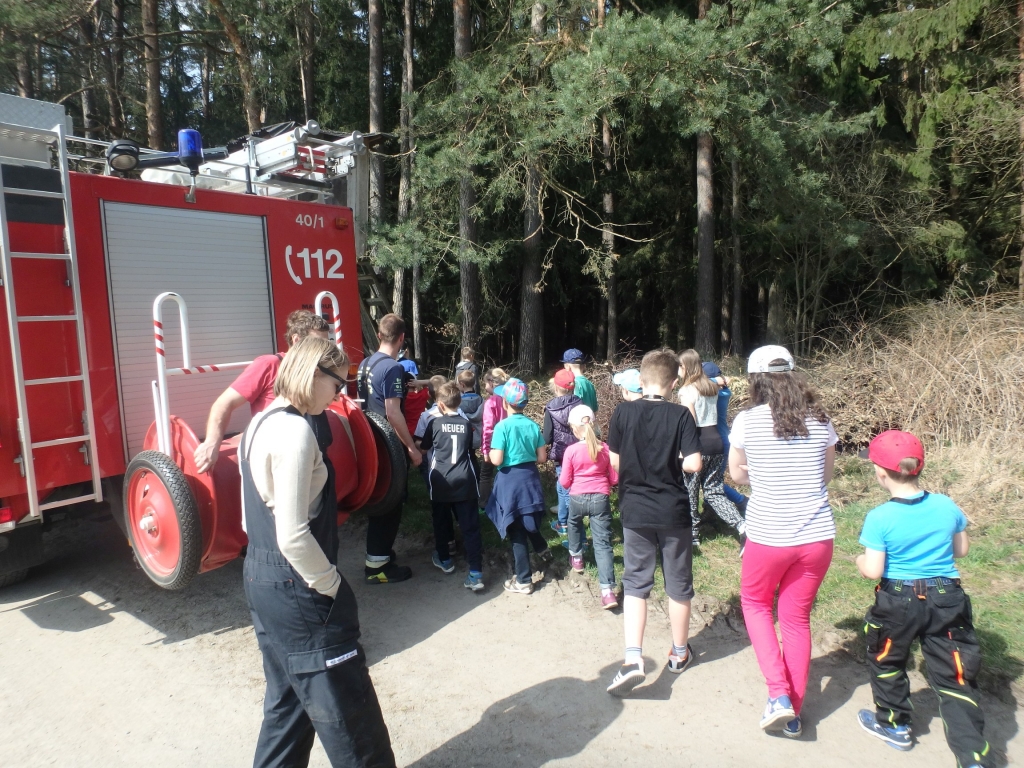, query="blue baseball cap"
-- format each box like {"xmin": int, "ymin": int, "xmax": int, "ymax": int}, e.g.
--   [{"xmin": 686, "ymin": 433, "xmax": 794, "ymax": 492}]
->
[
  {"xmin": 400, "ymin": 359, "xmax": 420, "ymax": 375},
  {"xmin": 495, "ymin": 377, "xmax": 529, "ymax": 407},
  {"xmin": 612, "ymin": 368, "xmax": 642, "ymax": 394},
  {"xmin": 702, "ymin": 361, "xmax": 722, "ymax": 379},
  {"xmin": 561, "ymin": 348, "xmax": 585, "ymax": 363}
]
